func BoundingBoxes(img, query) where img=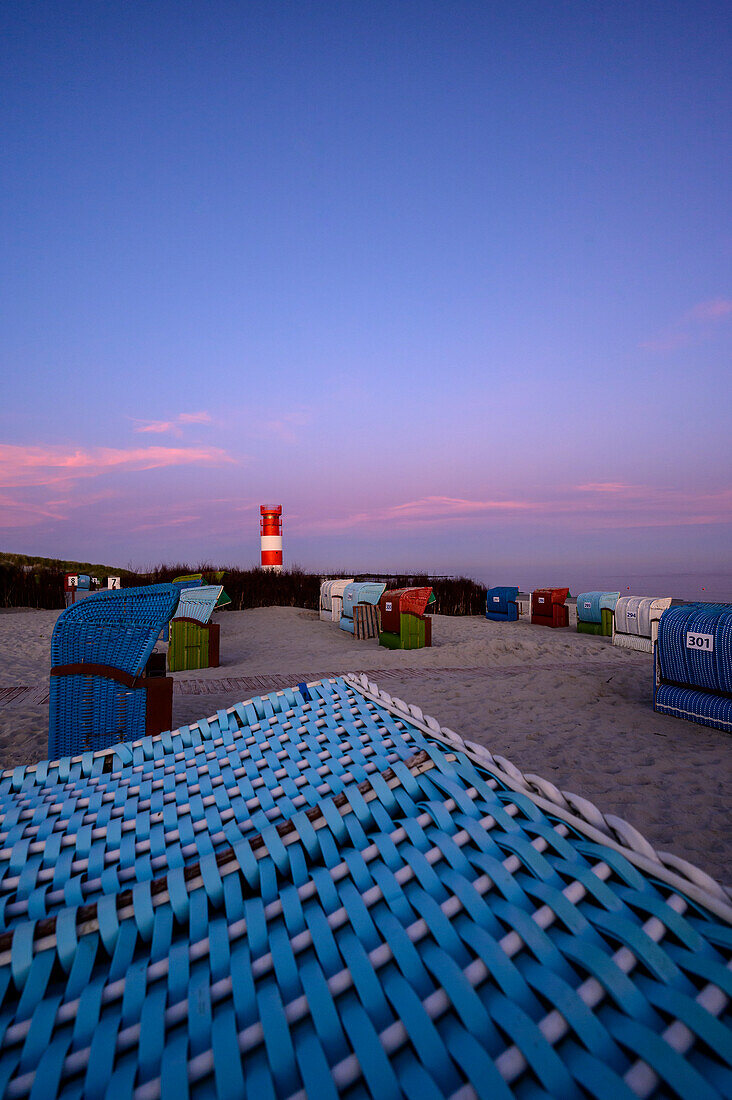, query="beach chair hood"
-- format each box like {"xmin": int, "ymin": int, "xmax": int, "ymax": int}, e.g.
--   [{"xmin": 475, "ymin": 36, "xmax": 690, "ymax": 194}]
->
[
  {"xmin": 173, "ymin": 585, "xmax": 225, "ymax": 626},
  {"xmin": 382, "ymin": 587, "xmax": 434, "ymax": 618},
  {"xmin": 577, "ymin": 591, "xmax": 620, "ymax": 623},
  {"xmin": 342, "ymin": 582, "xmax": 387, "ymax": 619}
]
